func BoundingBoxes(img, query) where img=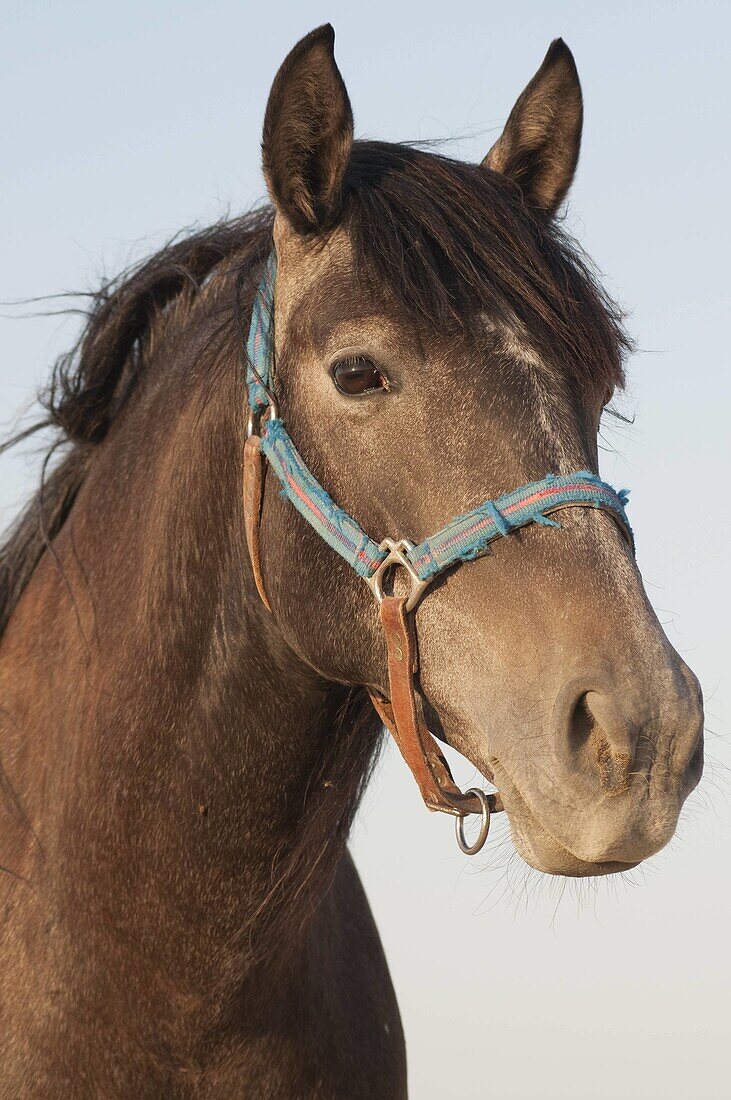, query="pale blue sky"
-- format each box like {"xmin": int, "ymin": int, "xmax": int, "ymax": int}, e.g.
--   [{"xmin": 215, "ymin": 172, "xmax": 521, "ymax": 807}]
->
[{"xmin": 2, "ymin": 2, "xmax": 730, "ymax": 1097}]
